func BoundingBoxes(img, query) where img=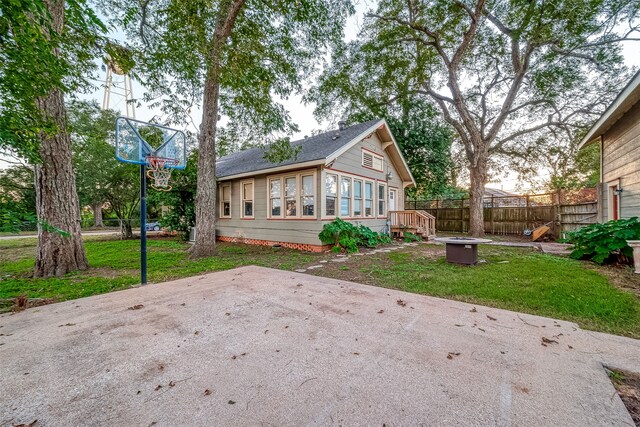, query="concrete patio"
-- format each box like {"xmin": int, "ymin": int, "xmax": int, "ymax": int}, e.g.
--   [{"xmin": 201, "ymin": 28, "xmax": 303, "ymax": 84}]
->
[{"xmin": 1, "ymin": 266, "xmax": 638, "ymax": 426}]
